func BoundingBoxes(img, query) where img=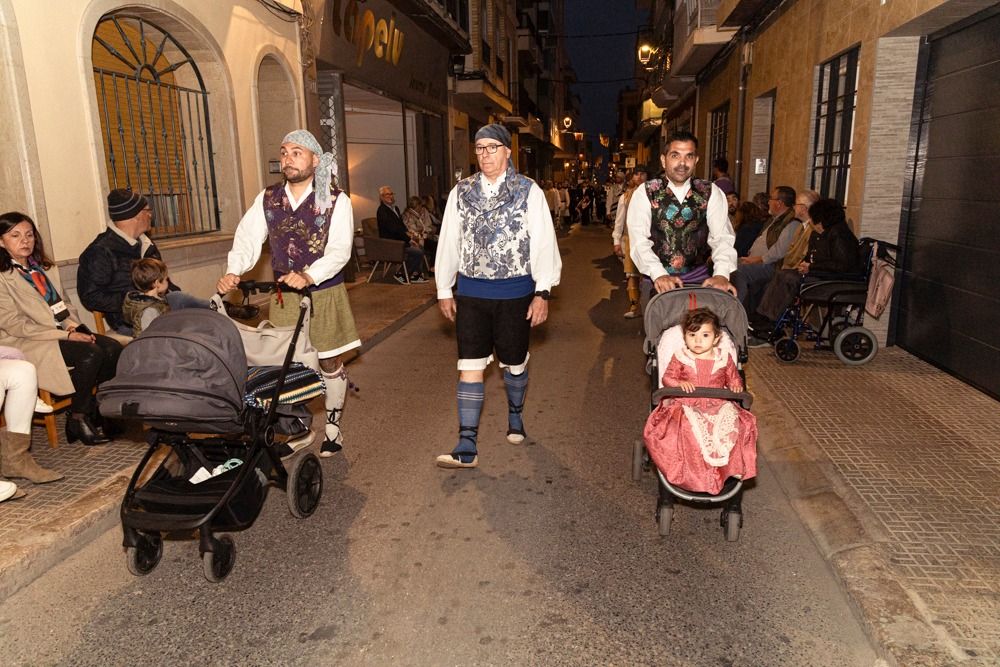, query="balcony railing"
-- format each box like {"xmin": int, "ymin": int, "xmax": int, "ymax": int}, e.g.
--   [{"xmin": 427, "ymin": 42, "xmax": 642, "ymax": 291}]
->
[{"xmin": 686, "ymin": 0, "xmax": 721, "ymax": 35}]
